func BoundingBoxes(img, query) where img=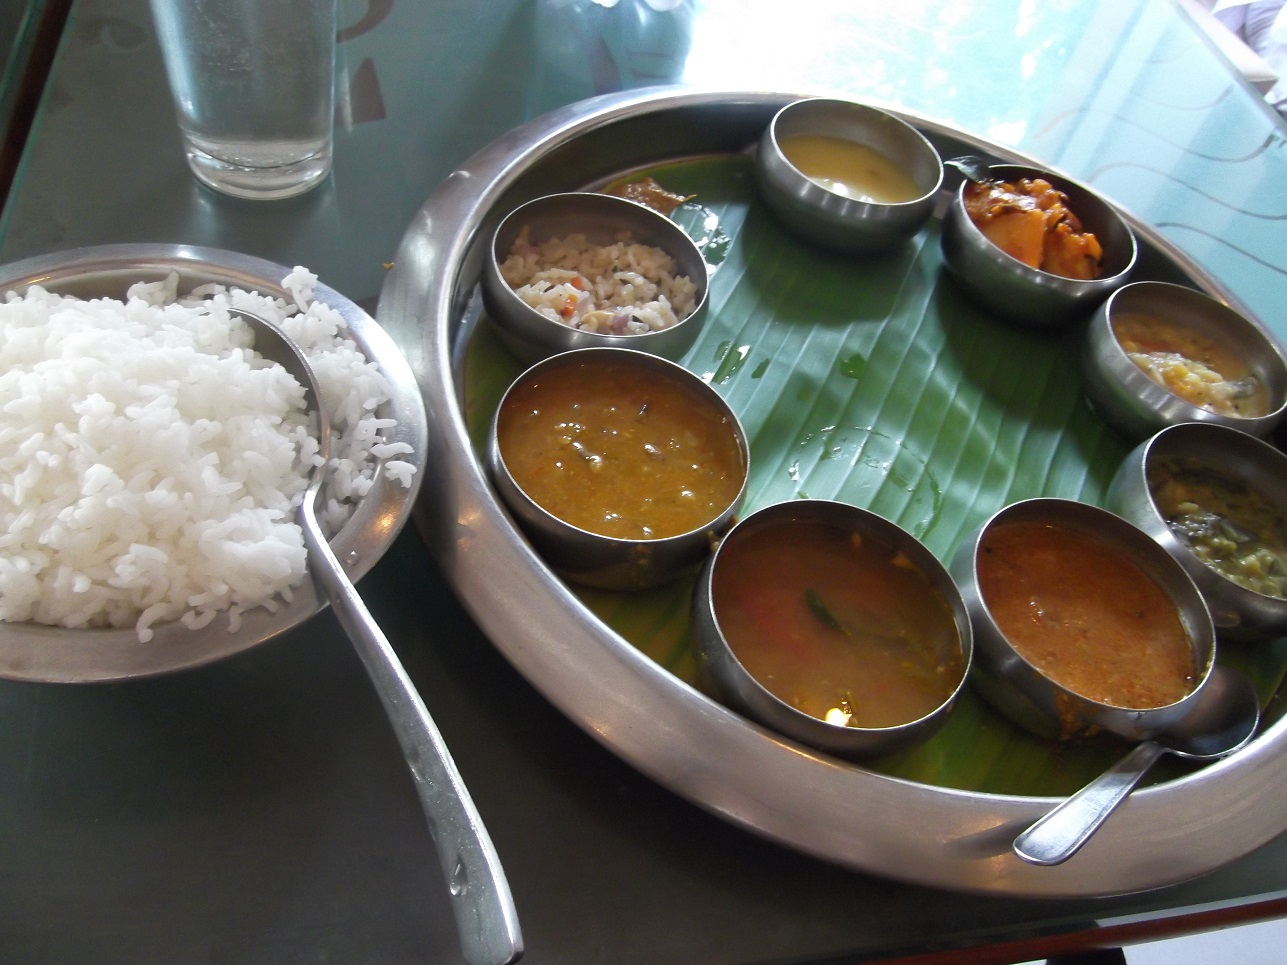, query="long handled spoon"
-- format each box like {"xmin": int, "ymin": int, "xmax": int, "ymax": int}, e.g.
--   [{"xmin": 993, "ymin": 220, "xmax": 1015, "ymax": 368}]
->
[
  {"xmin": 1013, "ymin": 664, "xmax": 1261, "ymax": 866},
  {"xmin": 236, "ymin": 309, "xmax": 523, "ymax": 965}
]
